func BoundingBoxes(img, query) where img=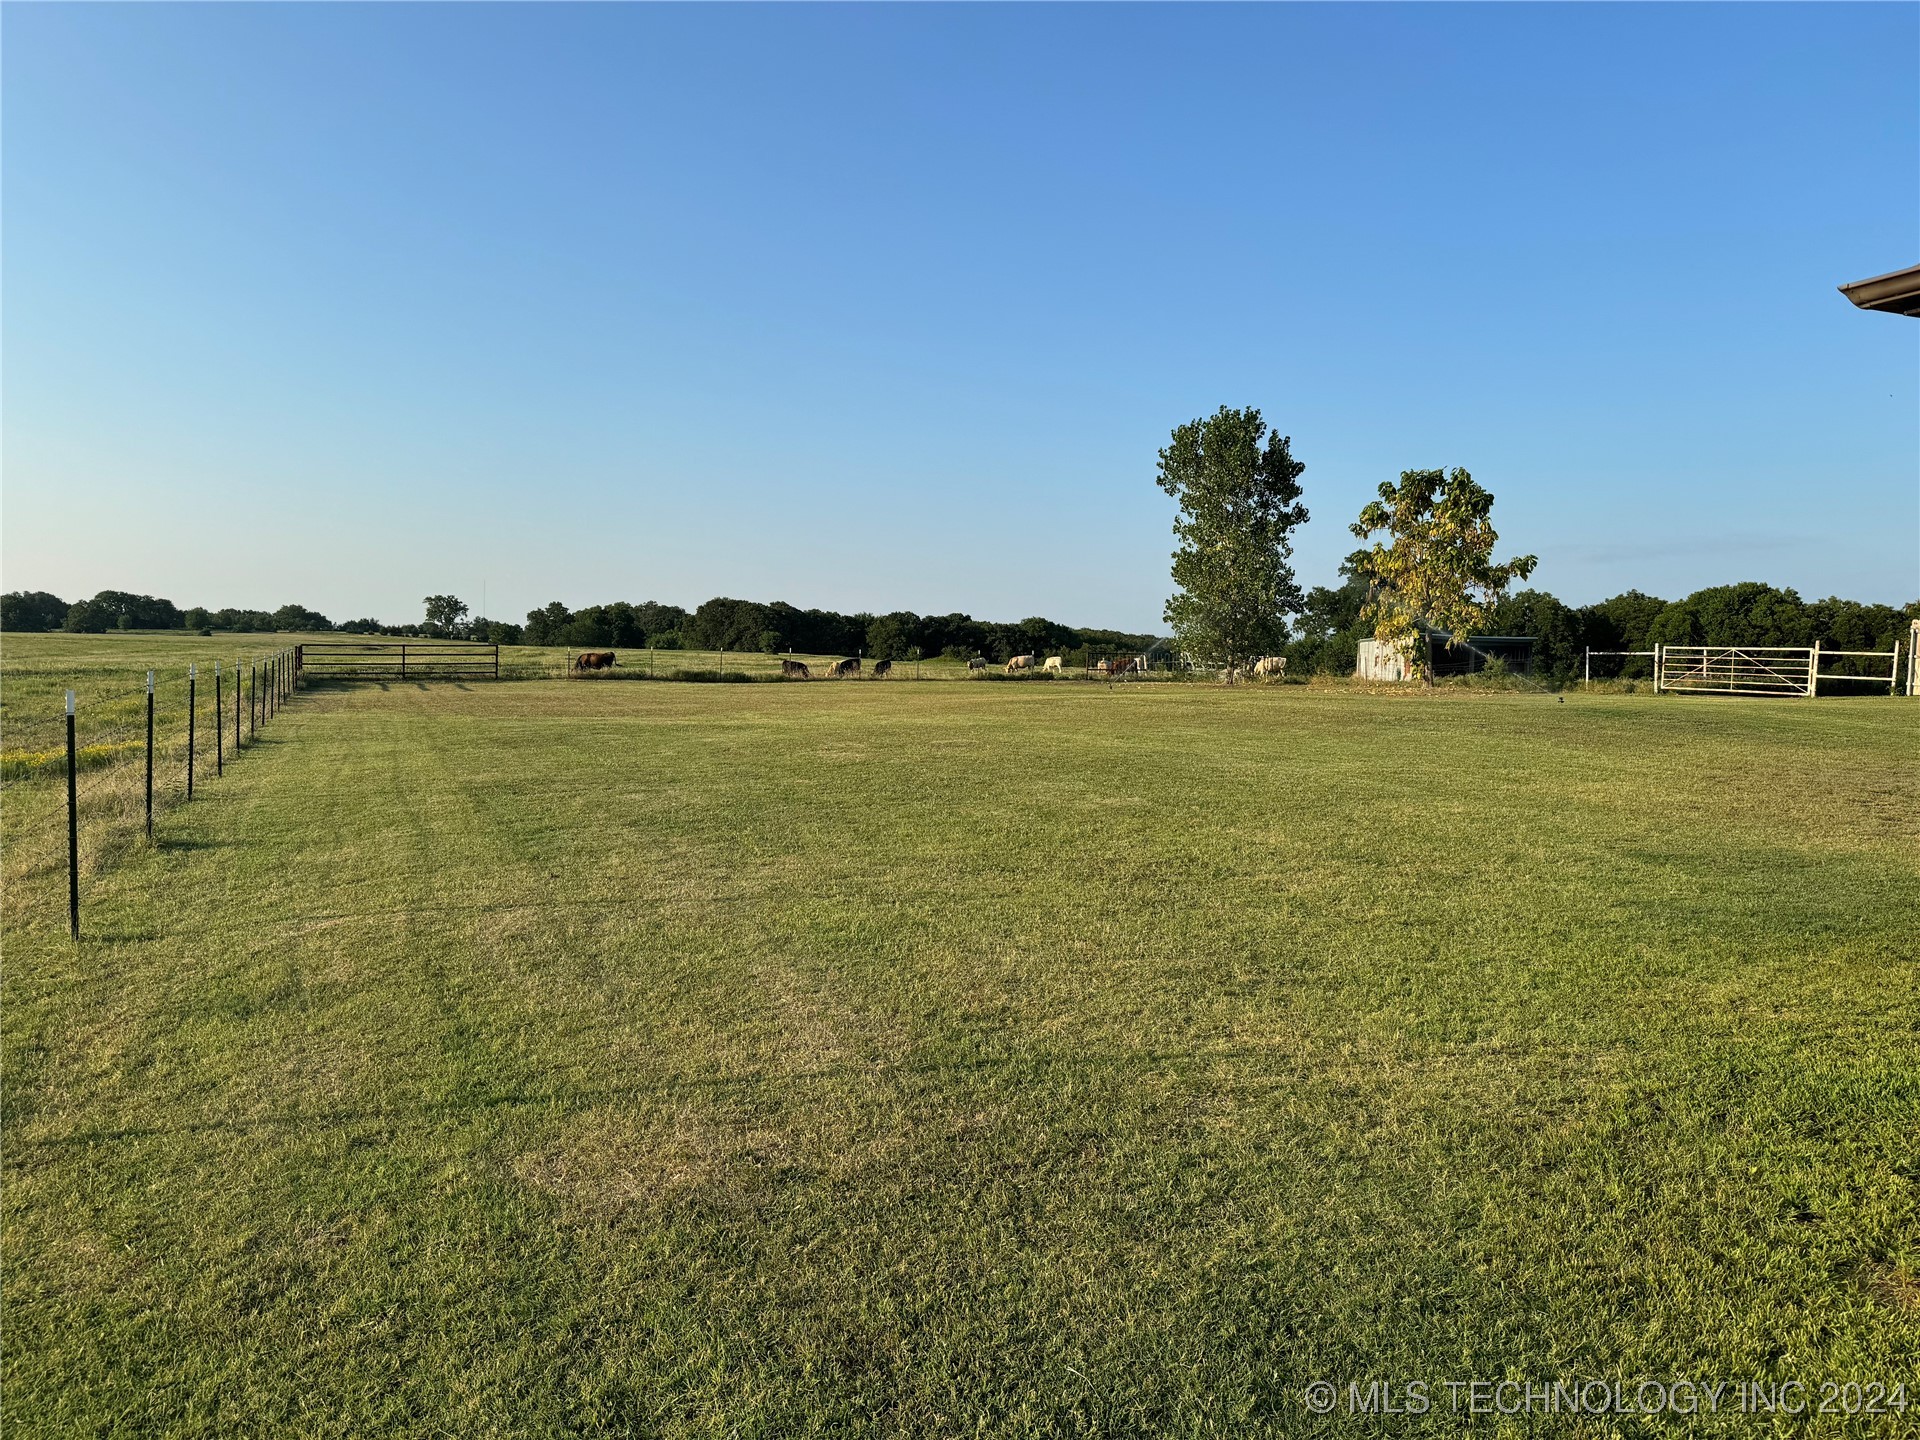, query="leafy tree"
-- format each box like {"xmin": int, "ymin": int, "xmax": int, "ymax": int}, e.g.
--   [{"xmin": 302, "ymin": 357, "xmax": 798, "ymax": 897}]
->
[
  {"xmin": 64, "ymin": 590, "xmax": 182, "ymax": 632},
  {"xmin": 272, "ymin": 603, "xmax": 333, "ymax": 632},
  {"xmin": 1156, "ymin": 406, "xmax": 1309, "ymax": 671},
  {"xmin": 602, "ymin": 602, "xmax": 646, "ymax": 647},
  {"xmin": 0, "ymin": 591, "xmax": 69, "ymax": 632},
  {"xmin": 634, "ymin": 601, "xmax": 691, "ymax": 643},
  {"xmin": 423, "ymin": 594, "xmax": 470, "ymax": 637},
  {"xmin": 337, "ymin": 618, "xmax": 385, "ymax": 635},
  {"xmin": 524, "ymin": 602, "xmax": 573, "ymax": 646},
  {"xmin": 1487, "ymin": 589, "xmax": 1582, "ymax": 682},
  {"xmin": 1349, "ymin": 467, "xmax": 1536, "ymax": 685},
  {"xmin": 1578, "ymin": 590, "xmax": 1667, "ymax": 654},
  {"xmin": 689, "ymin": 597, "xmax": 772, "ymax": 651},
  {"xmin": 864, "ymin": 612, "xmax": 916, "ymax": 661},
  {"xmin": 561, "ymin": 612, "xmax": 614, "ymax": 647},
  {"xmin": 1648, "ymin": 582, "xmax": 1811, "ymax": 650}
]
